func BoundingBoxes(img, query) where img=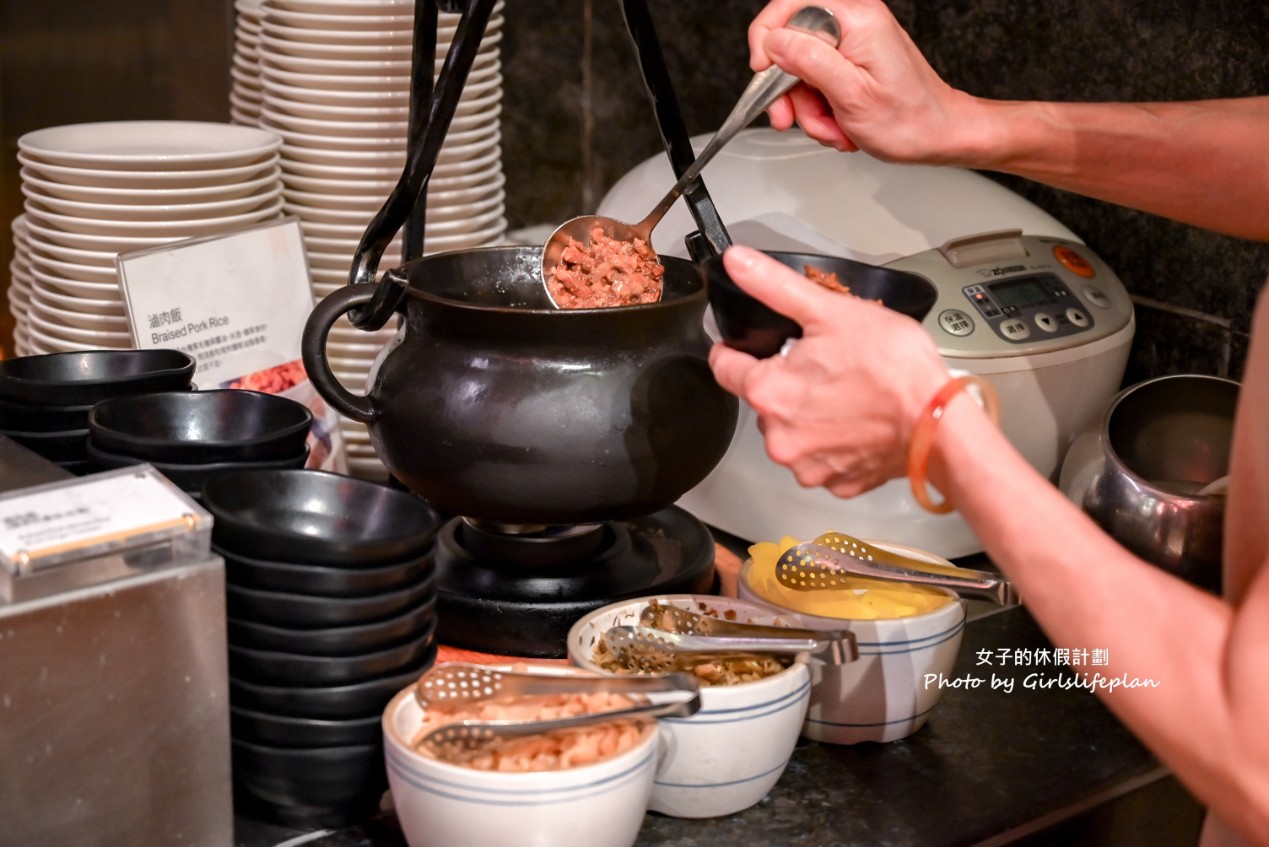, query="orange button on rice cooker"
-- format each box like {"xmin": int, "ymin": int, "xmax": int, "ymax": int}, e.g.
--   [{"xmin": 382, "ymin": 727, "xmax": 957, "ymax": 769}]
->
[{"xmin": 1053, "ymin": 245, "xmax": 1095, "ymax": 278}]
